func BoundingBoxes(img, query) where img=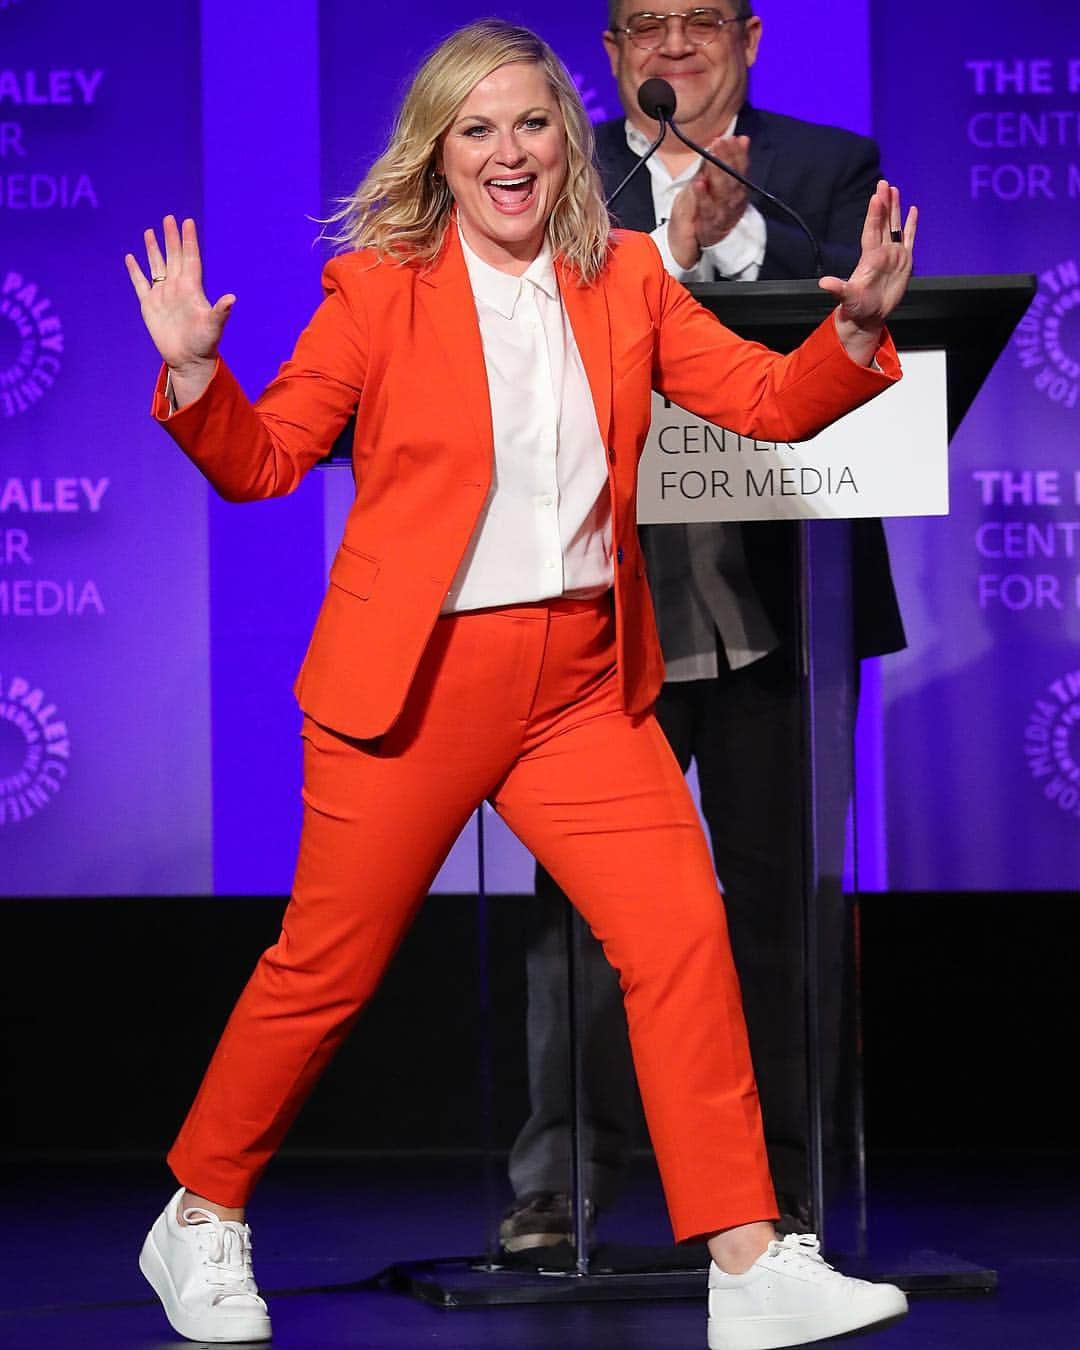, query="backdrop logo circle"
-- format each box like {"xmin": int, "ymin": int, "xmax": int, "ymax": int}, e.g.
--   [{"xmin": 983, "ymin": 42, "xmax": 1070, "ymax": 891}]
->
[
  {"xmin": 1014, "ymin": 259, "xmax": 1080, "ymax": 413},
  {"xmin": 0, "ymin": 271, "xmax": 64, "ymax": 418},
  {"xmin": 1023, "ymin": 669, "xmax": 1080, "ymax": 822},
  {"xmin": 0, "ymin": 675, "xmax": 70, "ymax": 825}
]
